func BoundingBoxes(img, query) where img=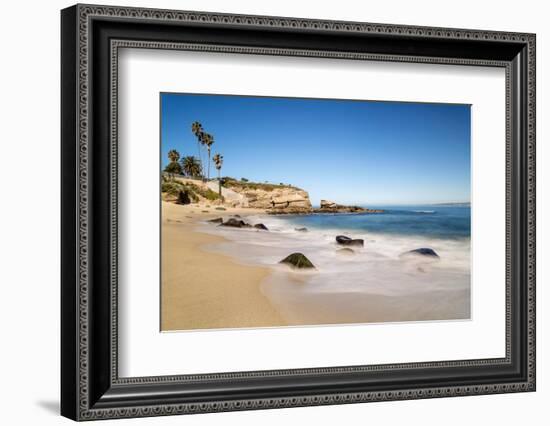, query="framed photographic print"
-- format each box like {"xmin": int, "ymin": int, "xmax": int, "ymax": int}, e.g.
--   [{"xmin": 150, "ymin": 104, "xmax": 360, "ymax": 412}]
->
[{"xmin": 61, "ymin": 4, "xmax": 536, "ymax": 421}]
